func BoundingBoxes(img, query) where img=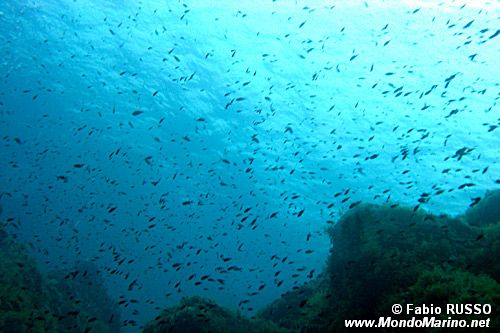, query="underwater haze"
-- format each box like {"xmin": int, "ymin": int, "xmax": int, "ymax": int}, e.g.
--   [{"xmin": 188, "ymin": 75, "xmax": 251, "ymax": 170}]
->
[{"xmin": 0, "ymin": 0, "xmax": 499, "ymax": 331}]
